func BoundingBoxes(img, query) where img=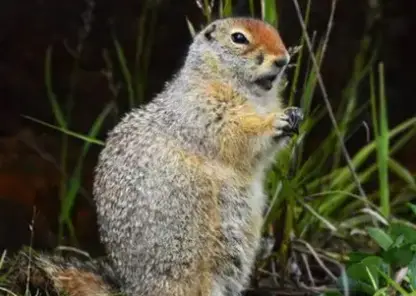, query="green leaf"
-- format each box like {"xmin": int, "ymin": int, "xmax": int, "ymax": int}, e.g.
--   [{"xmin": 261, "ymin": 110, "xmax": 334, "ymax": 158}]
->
[
  {"xmin": 408, "ymin": 203, "xmax": 416, "ymax": 217},
  {"xmin": 408, "ymin": 254, "xmax": 416, "ymax": 289},
  {"xmin": 382, "ymin": 244, "xmax": 415, "ymax": 267},
  {"xmin": 390, "ymin": 222, "xmax": 416, "ymax": 244},
  {"xmin": 347, "ymin": 252, "xmax": 373, "ymax": 265},
  {"xmin": 347, "ymin": 256, "xmax": 384, "ymax": 282},
  {"xmin": 345, "ymin": 256, "xmax": 391, "ymax": 295},
  {"xmin": 344, "ymin": 265, "xmax": 377, "ymax": 295},
  {"xmin": 391, "ymin": 234, "xmax": 405, "ymax": 248},
  {"xmin": 367, "ymin": 227, "xmax": 393, "ymax": 251},
  {"xmin": 364, "ymin": 256, "xmax": 388, "ymax": 288}
]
